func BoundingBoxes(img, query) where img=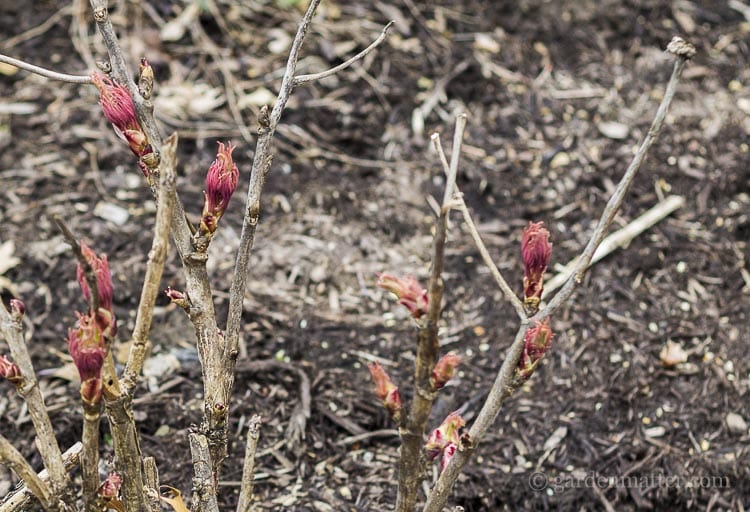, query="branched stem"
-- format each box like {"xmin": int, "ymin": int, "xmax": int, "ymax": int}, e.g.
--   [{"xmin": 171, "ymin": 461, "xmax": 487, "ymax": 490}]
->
[{"xmin": 422, "ymin": 41, "xmax": 693, "ymax": 512}]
